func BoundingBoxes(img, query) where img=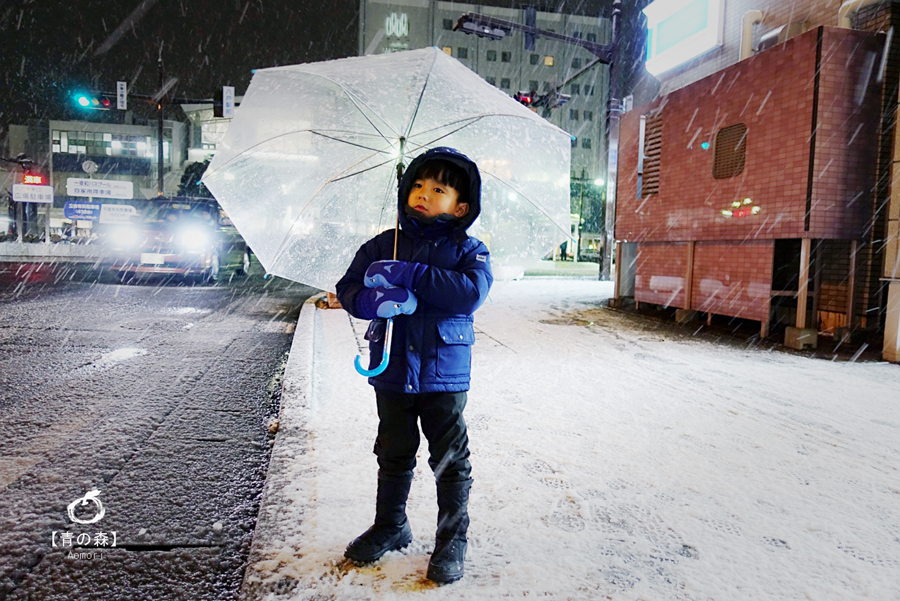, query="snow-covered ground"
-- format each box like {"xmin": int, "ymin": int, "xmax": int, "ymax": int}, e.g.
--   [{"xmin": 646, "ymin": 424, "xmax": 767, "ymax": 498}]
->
[{"xmin": 245, "ymin": 279, "xmax": 900, "ymax": 601}]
